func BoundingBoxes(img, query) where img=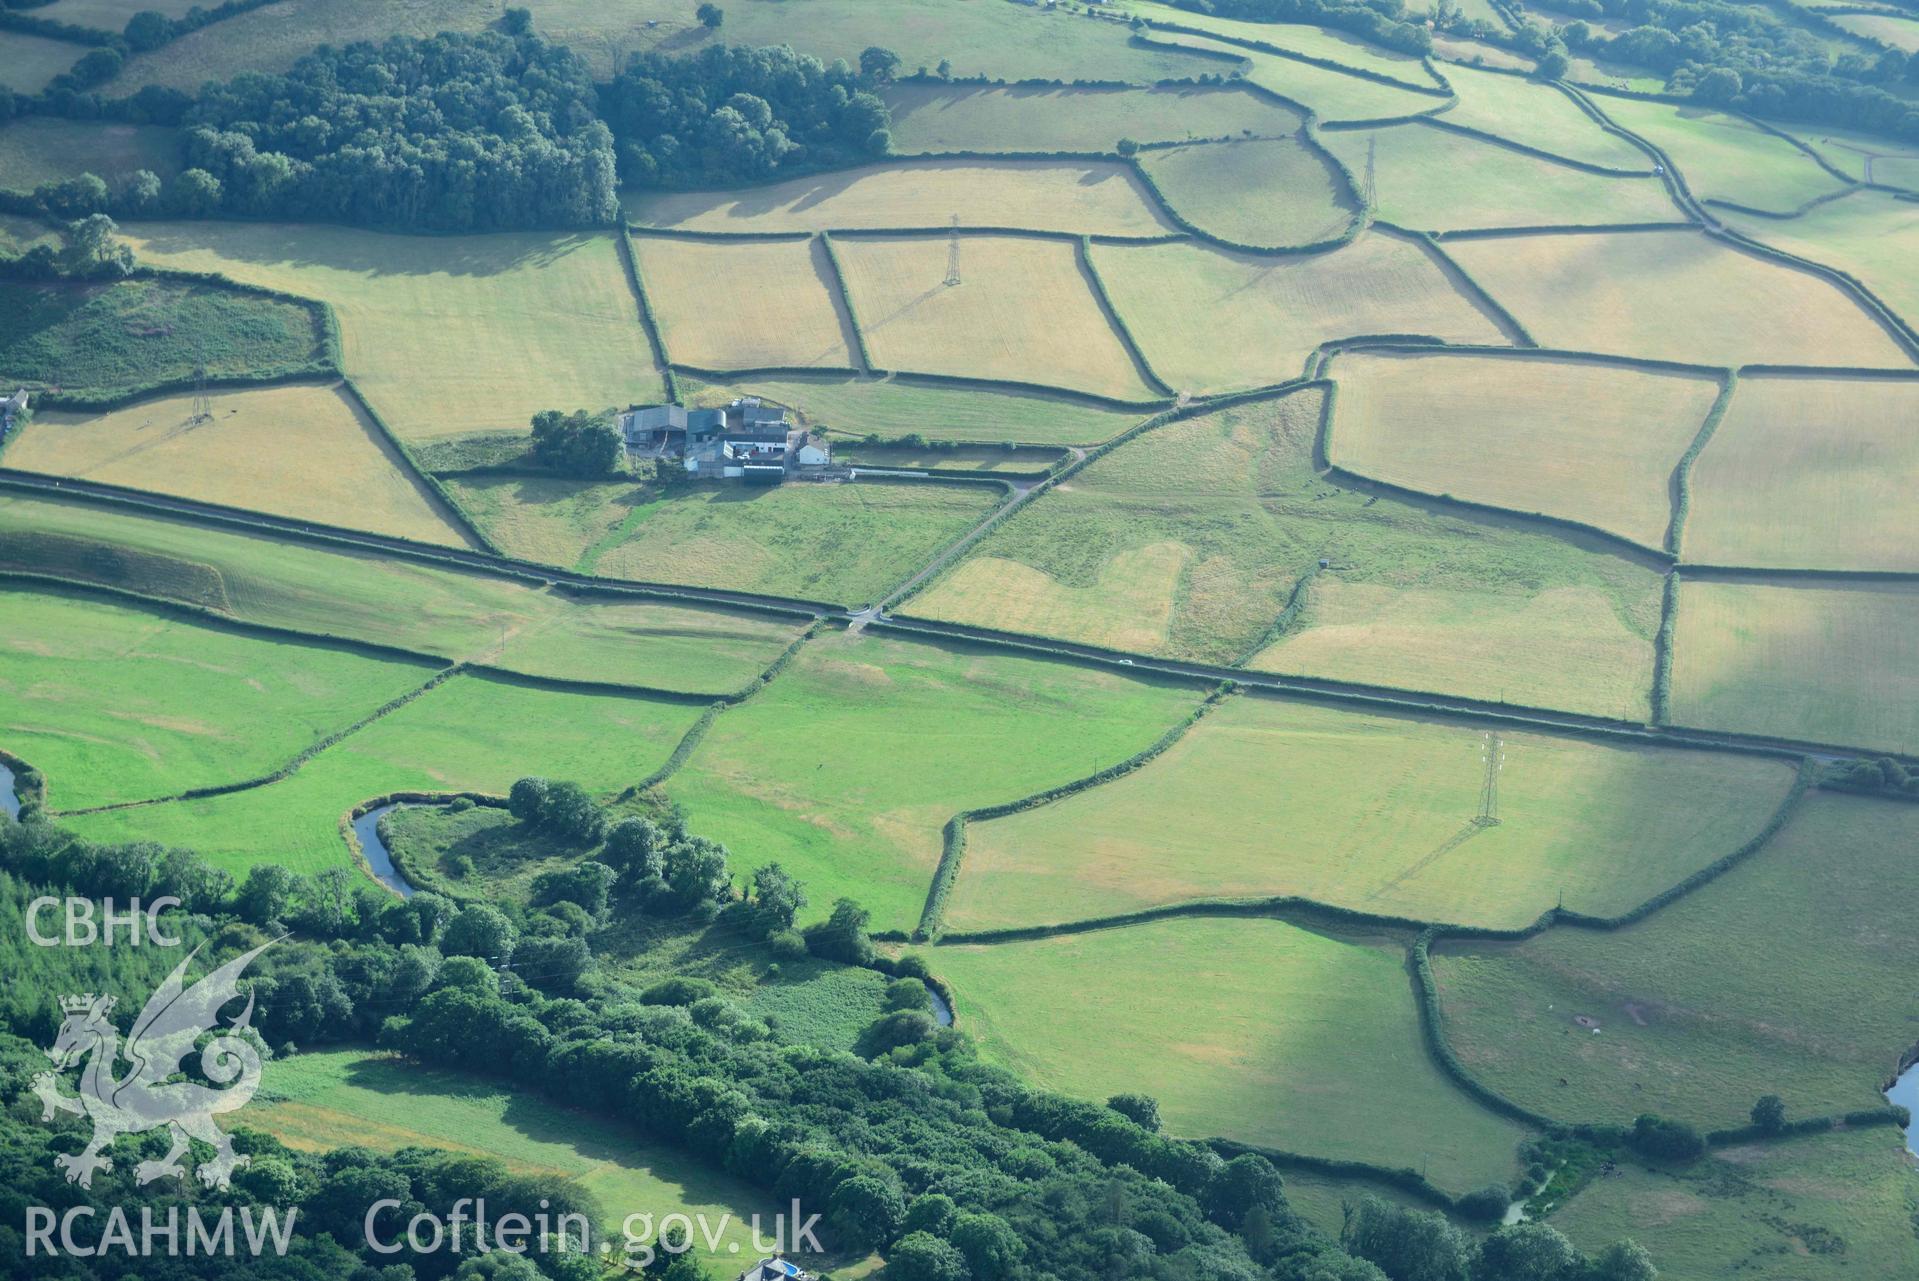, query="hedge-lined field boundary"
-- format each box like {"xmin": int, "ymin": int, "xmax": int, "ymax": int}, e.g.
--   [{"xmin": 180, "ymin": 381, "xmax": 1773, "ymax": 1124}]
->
[
  {"xmin": 330, "ymin": 378, "xmax": 498, "ymax": 555},
  {"xmin": 1703, "ymin": 185, "xmax": 1861, "ymax": 222},
  {"xmin": 813, "ymin": 230, "xmax": 874, "ymax": 375},
  {"xmin": 342, "ymin": 790, "xmax": 507, "ymax": 904},
  {"xmin": 1076, "ymin": 235, "xmax": 1178, "ymax": 398},
  {"xmin": 620, "ymin": 623, "xmax": 821, "ymax": 799},
  {"xmin": 0, "ymin": 470, "xmax": 845, "ymax": 617},
  {"xmin": 1649, "ymin": 572, "xmax": 1681, "ymax": 725},
  {"xmin": 1207, "ymin": 1137, "xmax": 1463, "ymax": 1213},
  {"xmin": 460, "ymin": 664, "xmax": 723, "ymax": 707},
  {"xmin": 1122, "ymin": 143, "xmax": 1367, "ymax": 256},
  {"xmin": 1384, "ymin": 224, "xmax": 1537, "ymax": 345},
  {"xmin": 1140, "ymin": 19, "xmax": 1452, "ymax": 97},
  {"xmin": 1431, "ymin": 220, "xmax": 1694, "ymax": 240},
  {"xmin": 51, "ymin": 663, "xmax": 465, "ymax": 818},
  {"xmin": 614, "ymin": 223, "xmax": 680, "ymax": 404},
  {"xmin": 1665, "ymin": 371, "xmax": 1737, "ymax": 558},
  {"xmin": 914, "ymin": 684, "xmax": 1233, "ymax": 940},
  {"xmin": 1418, "ymin": 114, "xmax": 1657, "ymax": 177}
]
